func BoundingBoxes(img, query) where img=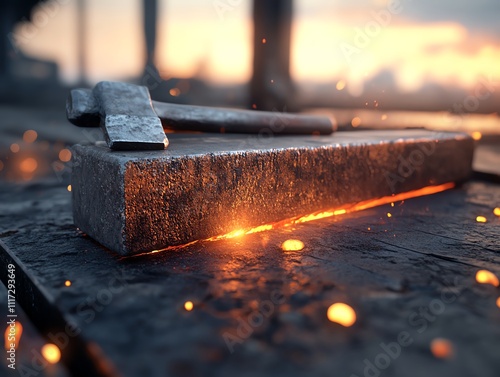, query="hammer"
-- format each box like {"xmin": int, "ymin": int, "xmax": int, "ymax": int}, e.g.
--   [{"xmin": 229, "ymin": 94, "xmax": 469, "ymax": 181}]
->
[{"xmin": 67, "ymin": 81, "xmax": 335, "ymax": 150}]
